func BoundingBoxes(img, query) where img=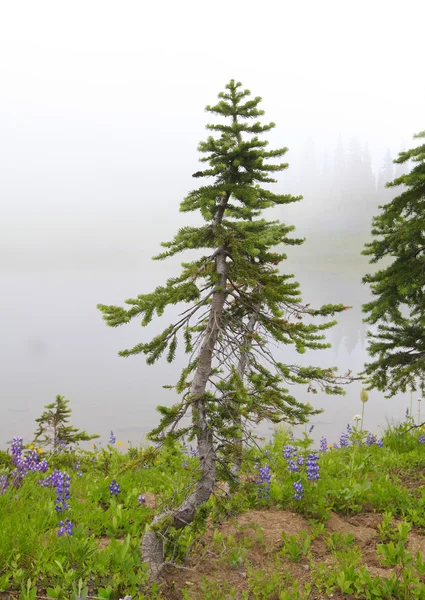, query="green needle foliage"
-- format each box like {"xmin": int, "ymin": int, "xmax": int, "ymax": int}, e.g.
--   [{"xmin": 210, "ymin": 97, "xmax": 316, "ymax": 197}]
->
[
  {"xmin": 98, "ymin": 80, "xmax": 352, "ymax": 578},
  {"xmin": 362, "ymin": 131, "xmax": 425, "ymax": 396},
  {"xmin": 33, "ymin": 395, "xmax": 99, "ymax": 451},
  {"xmin": 98, "ymin": 80, "xmax": 350, "ymax": 450}
]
